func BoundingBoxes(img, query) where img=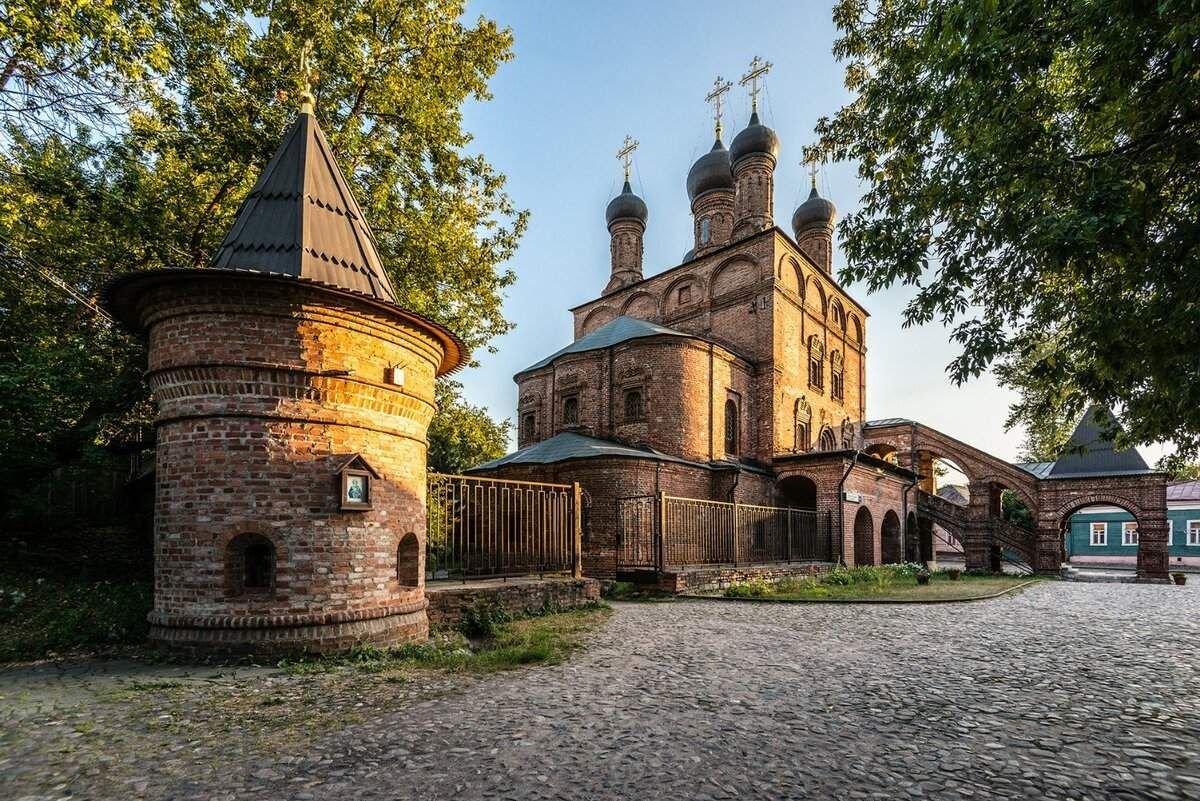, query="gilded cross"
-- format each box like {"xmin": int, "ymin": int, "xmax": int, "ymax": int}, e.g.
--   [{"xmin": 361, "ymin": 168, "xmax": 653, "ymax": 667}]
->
[
  {"xmin": 616, "ymin": 135, "xmax": 639, "ymax": 182},
  {"xmin": 739, "ymin": 56, "xmax": 772, "ymax": 113},
  {"xmin": 806, "ymin": 157, "xmax": 820, "ymax": 189},
  {"xmin": 705, "ymin": 76, "xmax": 733, "ymax": 140}
]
